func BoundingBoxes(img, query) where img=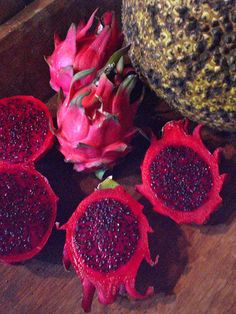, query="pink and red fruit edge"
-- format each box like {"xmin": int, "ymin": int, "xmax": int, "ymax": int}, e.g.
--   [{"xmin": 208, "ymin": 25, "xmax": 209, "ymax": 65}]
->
[{"xmin": 0, "ymin": 95, "xmax": 58, "ymax": 263}]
